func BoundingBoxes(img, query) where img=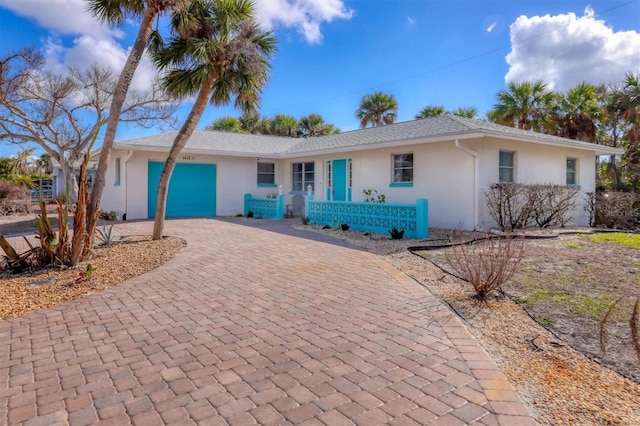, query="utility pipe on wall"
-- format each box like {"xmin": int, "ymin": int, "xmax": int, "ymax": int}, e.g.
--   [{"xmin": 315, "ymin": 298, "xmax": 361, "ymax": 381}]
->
[
  {"xmin": 454, "ymin": 139, "xmax": 480, "ymax": 230},
  {"xmin": 123, "ymin": 149, "xmax": 133, "ymax": 220}
]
